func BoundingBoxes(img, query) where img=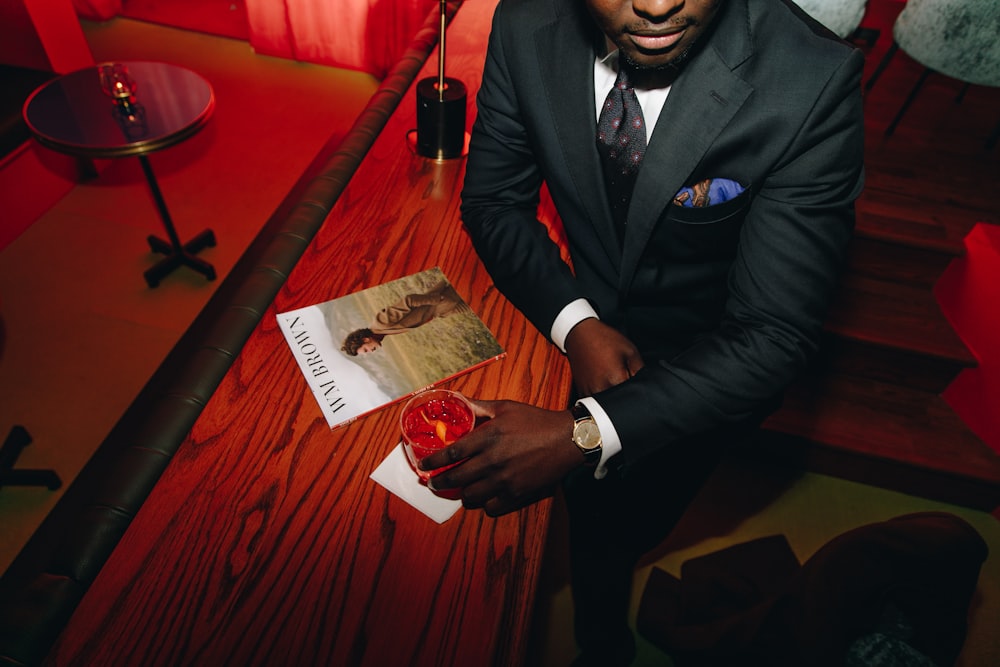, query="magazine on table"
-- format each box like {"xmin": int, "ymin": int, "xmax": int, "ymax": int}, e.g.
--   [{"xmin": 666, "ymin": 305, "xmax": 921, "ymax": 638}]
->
[{"xmin": 276, "ymin": 267, "xmax": 505, "ymax": 429}]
